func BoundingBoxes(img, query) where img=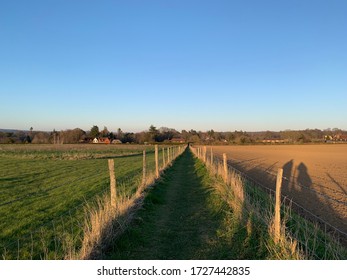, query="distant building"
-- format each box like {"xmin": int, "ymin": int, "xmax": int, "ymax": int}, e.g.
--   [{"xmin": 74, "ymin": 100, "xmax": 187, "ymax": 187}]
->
[
  {"xmin": 262, "ymin": 139, "xmax": 288, "ymax": 144},
  {"xmin": 93, "ymin": 137, "xmax": 111, "ymax": 144},
  {"xmin": 171, "ymin": 137, "xmax": 185, "ymax": 143},
  {"xmin": 112, "ymin": 139, "xmax": 122, "ymax": 144},
  {"xmin": 324, "ymin": 135, "xmax": 333, "ymax": 141},
  {"xmin": 333, "ymin": 134, "xmax": 347, "ymax": 142}
]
